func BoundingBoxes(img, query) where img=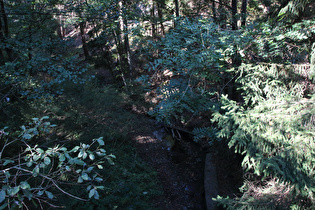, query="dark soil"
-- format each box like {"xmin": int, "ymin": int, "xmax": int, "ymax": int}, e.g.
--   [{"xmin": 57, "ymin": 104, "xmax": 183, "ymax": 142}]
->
[
  {"xmin": 130, "ymin": 119, "xmax": 206, "ymax": 209},
  {"xmin": 129, "ymin": 116, "xmax": 243, "ymax": 210}
]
